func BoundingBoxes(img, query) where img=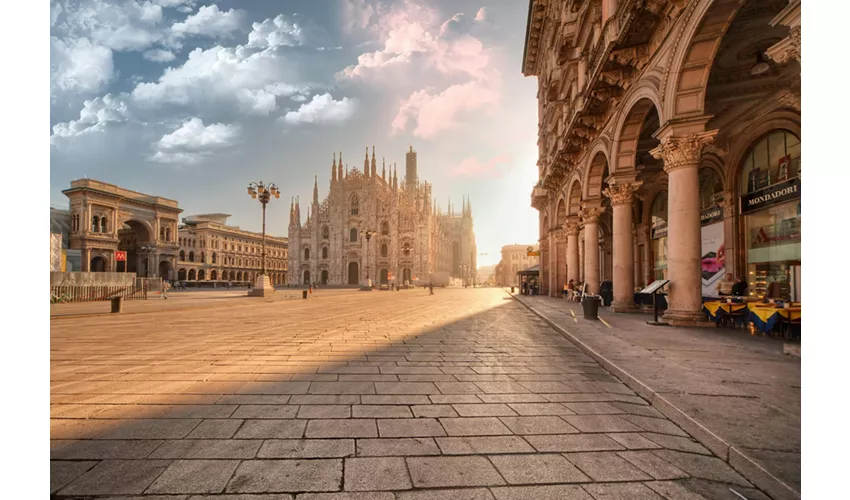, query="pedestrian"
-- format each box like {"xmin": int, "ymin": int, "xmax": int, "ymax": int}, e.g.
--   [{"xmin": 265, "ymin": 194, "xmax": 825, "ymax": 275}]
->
[
  {"xmin": 162, "ymin": 280, "xmax": 170, "ymax": 300},
  {"xmin": 429, "ymin": 282, "xmax": 434, "ymax": 295}
]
